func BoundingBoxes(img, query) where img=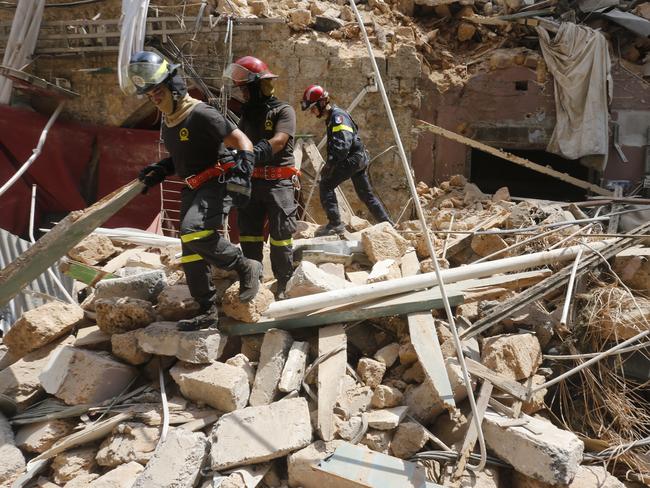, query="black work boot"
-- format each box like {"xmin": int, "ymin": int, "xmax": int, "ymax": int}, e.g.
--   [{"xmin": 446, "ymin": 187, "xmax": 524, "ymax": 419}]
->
[
  {"xmin": 177, "ymin": 303, "xmax": 218, "ymax": 331},
  {"xmin": 275, "ymin": 278, "xmax": 289, "ymax": 301},
  {"xmin": 314, "ymin": 223, "xmax": 346, "ymax": 237},
  {"xmin": 236, "ymin": 258, "xmax": 263, "ymax": 302}
]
